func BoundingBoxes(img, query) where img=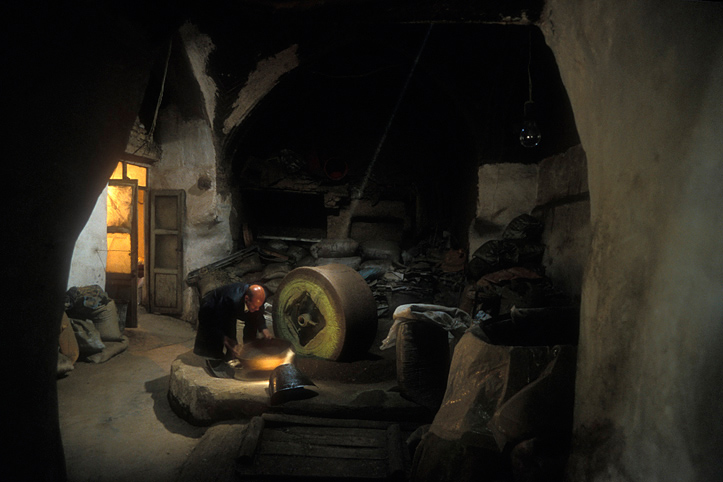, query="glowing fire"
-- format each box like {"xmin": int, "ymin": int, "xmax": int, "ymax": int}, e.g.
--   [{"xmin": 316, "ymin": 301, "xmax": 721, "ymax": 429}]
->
[{"xmin": 251, "ymin": 348, "xmax": 295, "ymax": 371}]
